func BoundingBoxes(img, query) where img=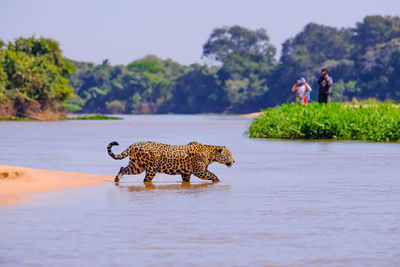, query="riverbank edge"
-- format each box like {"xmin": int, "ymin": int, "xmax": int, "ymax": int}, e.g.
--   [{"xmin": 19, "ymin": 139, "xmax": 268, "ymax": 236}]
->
[
  {"xmin": 0, "ymin": 114, "xmax": 123, "ymax": 121},
  {"xmin": 0, "ymin": 165, "xmax": 112, "ymax": 206}
]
